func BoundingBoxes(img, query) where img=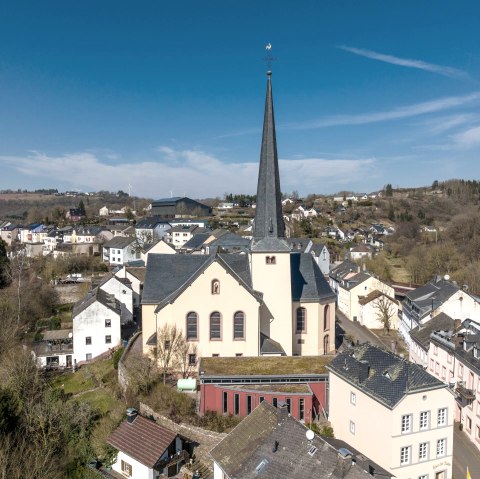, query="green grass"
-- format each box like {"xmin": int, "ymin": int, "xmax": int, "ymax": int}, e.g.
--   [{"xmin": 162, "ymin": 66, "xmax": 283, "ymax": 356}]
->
[
  {"xmin": 50, "ymin": 371, "xmax": 95, "ymax": 395},
  {"xmin": 75, "ymin": 389, "xmax": 119, "ymax": 414}
]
